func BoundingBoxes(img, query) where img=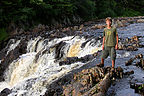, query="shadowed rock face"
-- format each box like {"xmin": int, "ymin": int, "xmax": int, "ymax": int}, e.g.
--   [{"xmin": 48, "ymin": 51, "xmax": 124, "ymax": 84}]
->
[{"xmin": 59, "ymin": 52, "xmax": 99, "ymax": 66}]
